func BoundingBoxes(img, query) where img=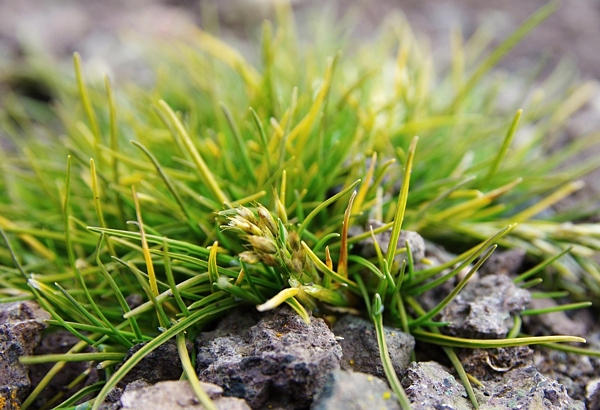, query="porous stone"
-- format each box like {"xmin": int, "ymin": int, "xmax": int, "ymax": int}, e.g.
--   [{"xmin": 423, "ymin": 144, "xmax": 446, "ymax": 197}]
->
[
  {"xmin": 0, "ymin": 301, "xmax": 50, "ymax": 409},
  {"xmin": 195, "ymin": 306, "xmax": 342, "ymax": 409},
  {"xmin": 118, "ymin": 380, "xmax": 250, "ymax": 410},
  {"xmin": 533, "ymin": 346, "xmax": 600, "ymax": 402},
  {"xmin": 479, "ymin": 366, "xmax": 585, "ymax": 410},
  {"xmin": 312, "ymin": 370, "xmax": 400, "ymax": 410},
  {"xmin": 438, "ymin": 274, "xmax": 531, "ymax": 339},
  {"xmin": 401, "ymin": 361, "xmax": 471, "ymax": 410},
  {"xmin": 333, "ymin": 315, "xmax": 414, "ymax": 378},
  {"xmin": 459, "ymin": 347, "xmax": 586, "ymax": 410}
]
